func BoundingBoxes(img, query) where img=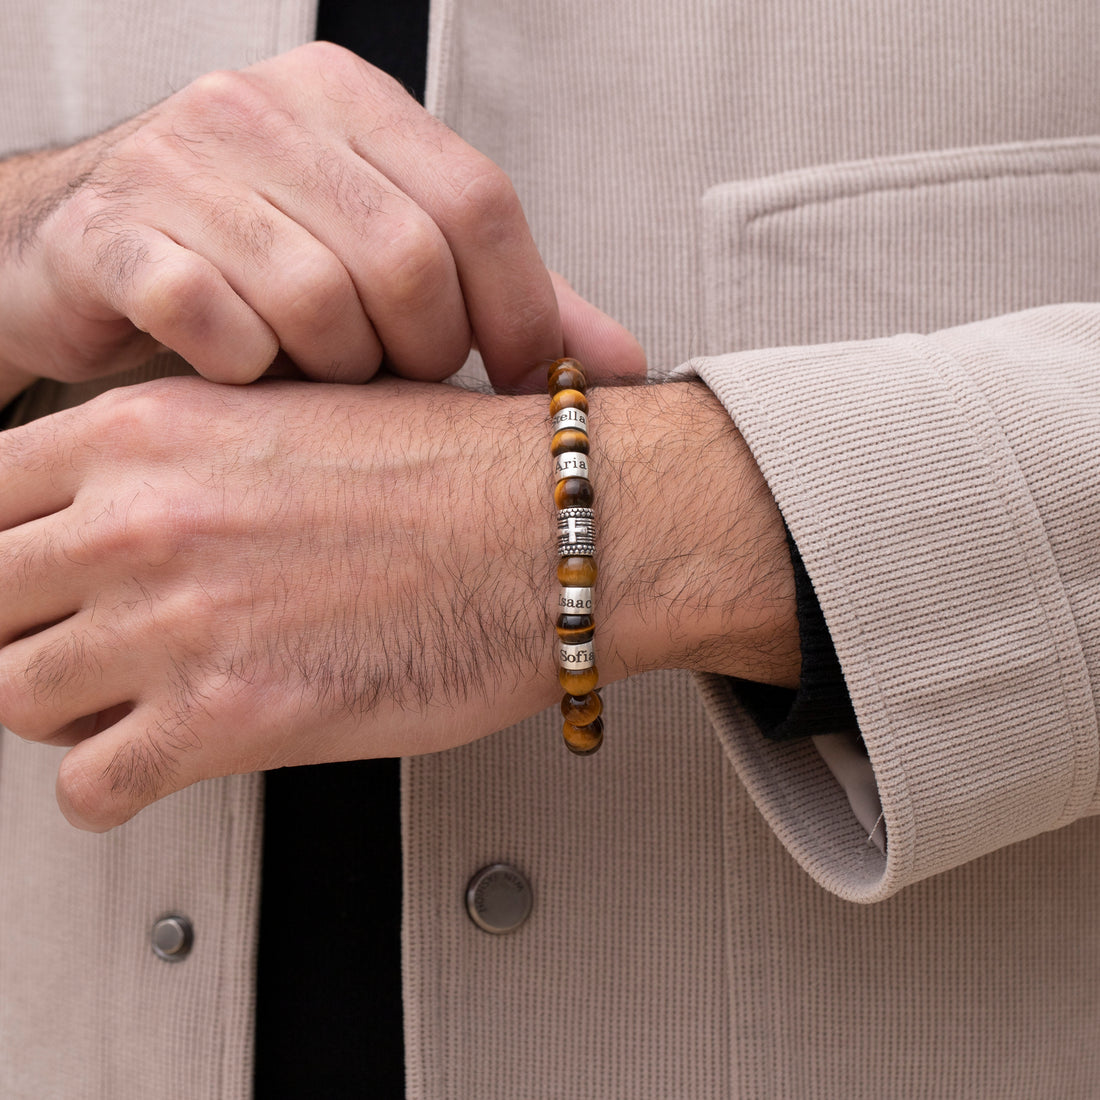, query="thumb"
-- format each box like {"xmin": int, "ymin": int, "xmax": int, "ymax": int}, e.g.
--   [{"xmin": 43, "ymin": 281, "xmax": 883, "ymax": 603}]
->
[{"xmin": 551, "ymin": 272, "xmax": 647, "ymax": 384}]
